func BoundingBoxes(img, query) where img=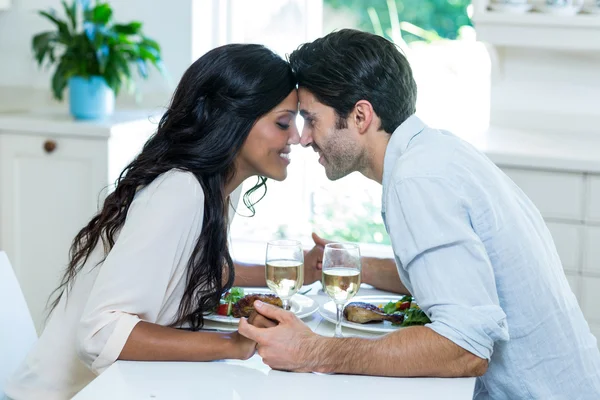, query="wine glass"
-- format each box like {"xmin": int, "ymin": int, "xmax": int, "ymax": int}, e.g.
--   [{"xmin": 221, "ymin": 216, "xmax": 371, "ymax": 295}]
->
[
  {"xmin": 322, "ymin": 242, "xmax": 361, "ymax": 338},
  {"xmin": 265, "ymin": 240, "xmax": 304, "ymax": 311}
]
